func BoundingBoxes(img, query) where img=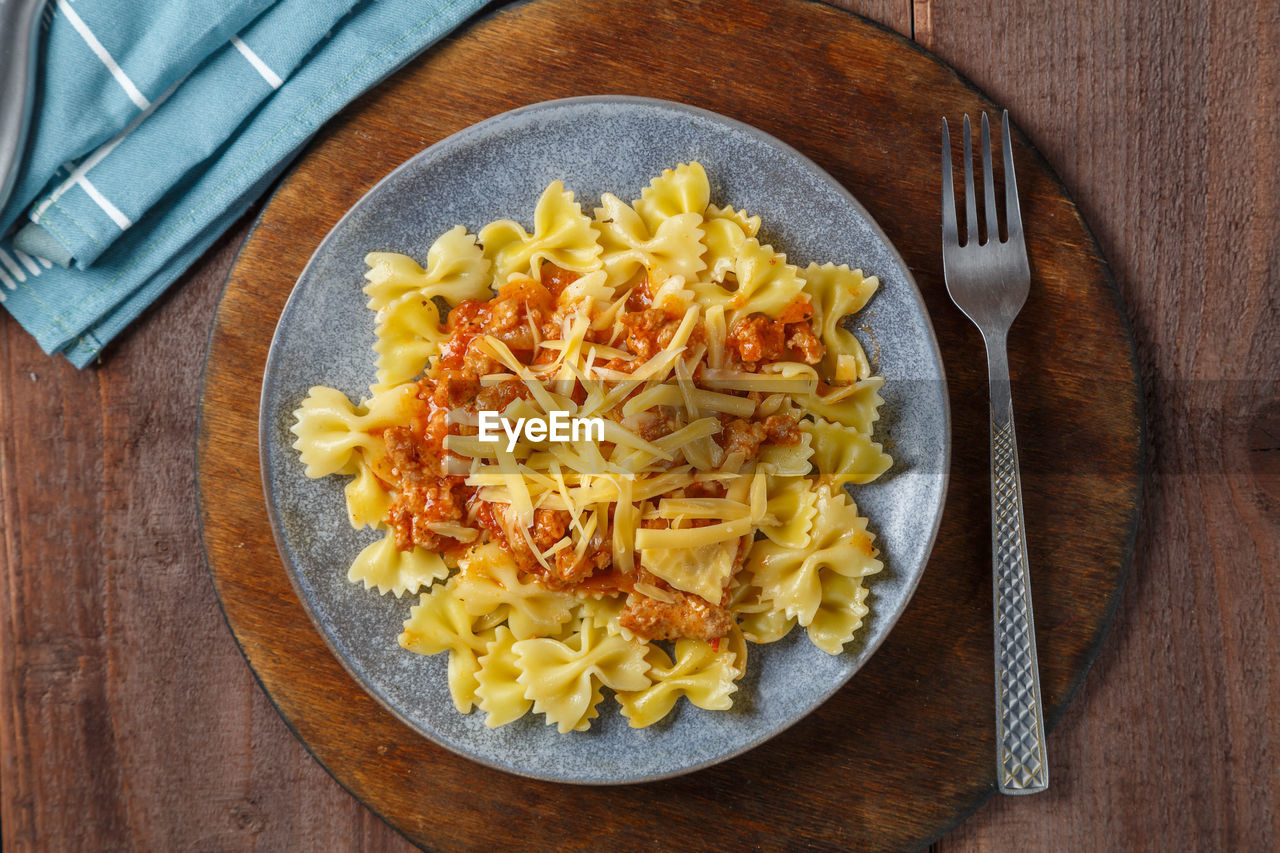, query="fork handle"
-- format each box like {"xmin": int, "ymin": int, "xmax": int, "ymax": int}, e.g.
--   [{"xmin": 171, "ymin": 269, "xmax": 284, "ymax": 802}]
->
[{"xmin": 987, "ymin": 343, "xmax": 1049, "ymax": 794}]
